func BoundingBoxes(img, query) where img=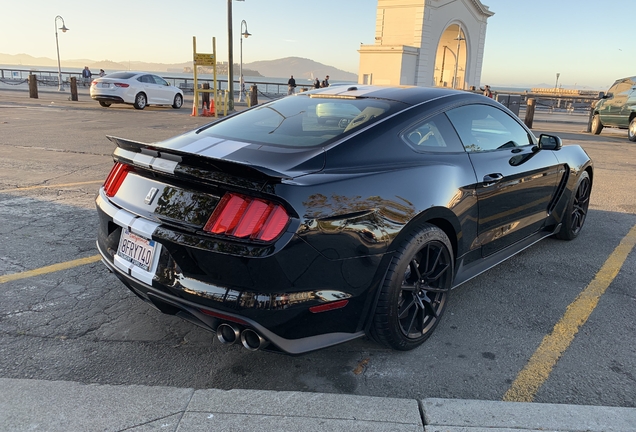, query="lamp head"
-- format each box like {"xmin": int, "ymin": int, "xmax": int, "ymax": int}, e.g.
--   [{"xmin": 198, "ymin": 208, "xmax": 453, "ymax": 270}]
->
[
  {"xmin": 60, "ymin": 24, "xmax": 69, "ymax": 33},
  {"xmin": 242, "ymin": 30, "xmax": 251, "ymax": 38}
]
